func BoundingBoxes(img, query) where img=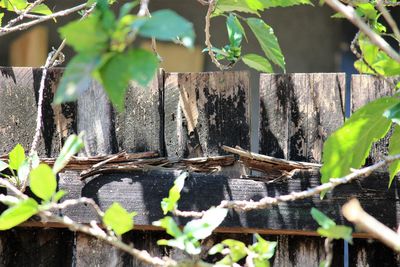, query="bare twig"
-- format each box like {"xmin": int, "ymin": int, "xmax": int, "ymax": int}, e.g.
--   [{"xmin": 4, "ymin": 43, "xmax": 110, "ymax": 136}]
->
[
  {"xmin": 0, "ymin": 3, "xmax": 87, "ymax": 37},
  {"xmin": 50, "ymin": 197, "xmax": 105, "ymax": 218},
  {"xmin": 324, "ymin": 0, "xmax": 400, "ymax": 63},
  {"xmin": 4, "ymin": 0, "xmax": 47, "ymax": 28},
  {"xmin": 138, "ymin": 0, "xmax": 150, "ymax": 17},
  {"xmin": 204, "ymin": 0, "xmax": 231, "ymax": 70},
  {"xmin": 323, "ymin": 238, "xmax": 333, "ymax": 267},
  {"xmin": 376, "ymin": 0, "xmax": 400, "ymax": 43},
  {"xmin": 342, "ymin": 198, "xmax": 400, "ymax": 252}
]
